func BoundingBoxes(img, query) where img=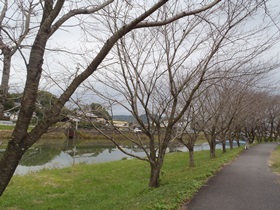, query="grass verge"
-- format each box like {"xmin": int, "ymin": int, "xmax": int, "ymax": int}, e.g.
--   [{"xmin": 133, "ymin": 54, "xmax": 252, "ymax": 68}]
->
[
  {"xmin": 0, "ymin": 147, "xmax": 243, "ymax": 210},
  {"xmin": 269, "ymin": 145, "xmax": 280, "ymax": 175}
]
